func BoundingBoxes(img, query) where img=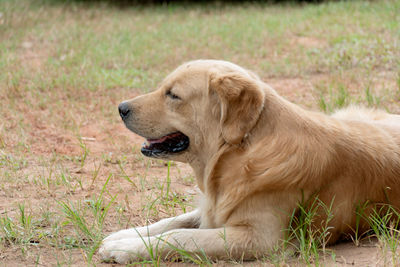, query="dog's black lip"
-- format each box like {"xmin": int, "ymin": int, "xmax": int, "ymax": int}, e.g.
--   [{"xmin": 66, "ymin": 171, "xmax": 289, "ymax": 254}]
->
[{"xmin": 140, "ymin": 132, "xmax": 190, "ymax": 157}]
